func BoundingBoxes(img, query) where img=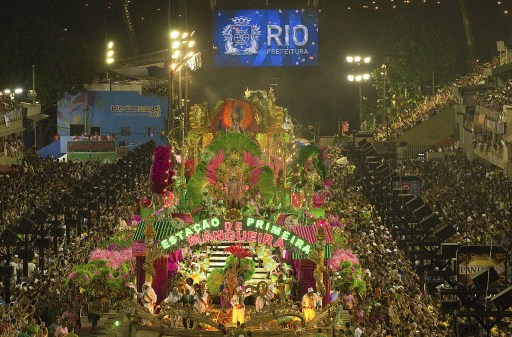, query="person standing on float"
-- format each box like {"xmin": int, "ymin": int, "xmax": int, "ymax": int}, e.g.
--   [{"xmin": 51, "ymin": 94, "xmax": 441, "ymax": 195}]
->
[
  {"xmin": 230, "ymin": 286, "xmax": 249, "ymax": 327},
  {"xmin": 302, "ymin": 287, "xmax": 319, "ymax": 322},
  {"xmin": 137, "ymin": 281, "xmax": 157, "ymax": 314},
  {"xmin": 255, "ymin": 287, "xmax": 274, "ymax": 330},
  {"xmin": 193, "ymin": 284, "xmax": 209, "ymax": 329},
  {"xmin": 163, "ymin": 287, "xmax": 183, "ymax": 328}
]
